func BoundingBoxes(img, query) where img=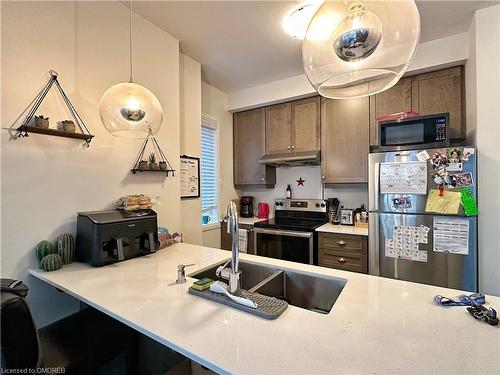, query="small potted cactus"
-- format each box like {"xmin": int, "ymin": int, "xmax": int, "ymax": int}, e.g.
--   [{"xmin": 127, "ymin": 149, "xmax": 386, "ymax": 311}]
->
[
  {"xmin": 138, "ymin": 160, "xmax": 148, "ymax": 170},
  {"xmin": 30, "ymin": 115, "xmax": 49, "ymax": 129},
  {"xmin": 148, "ymin": 153, "xmax": 158, "ymax": 170},
  {"xmin": 159, "ymin": 161, "xmax": 168, "ymax": 171}
]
